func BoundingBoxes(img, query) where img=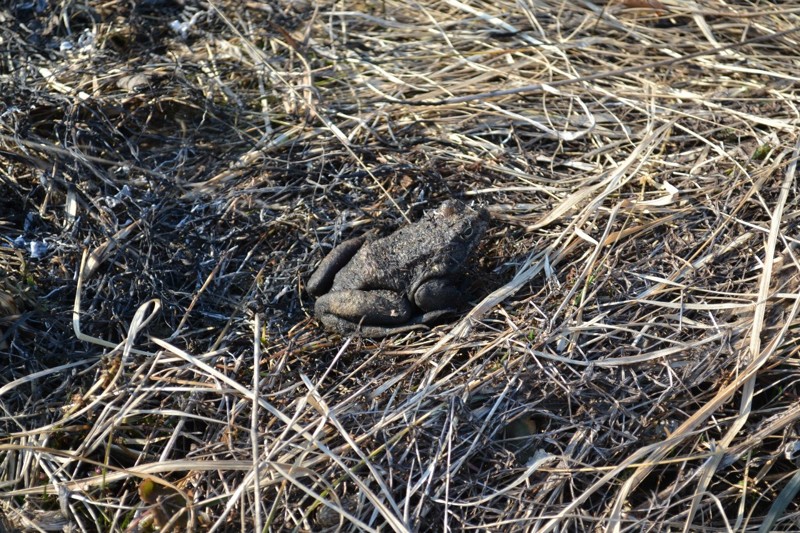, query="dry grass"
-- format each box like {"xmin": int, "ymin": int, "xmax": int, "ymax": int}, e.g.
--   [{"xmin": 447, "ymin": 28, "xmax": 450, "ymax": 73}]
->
[{"xmin": 2, "ymin": 0, "xmax": 800, "ymax": 530}]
